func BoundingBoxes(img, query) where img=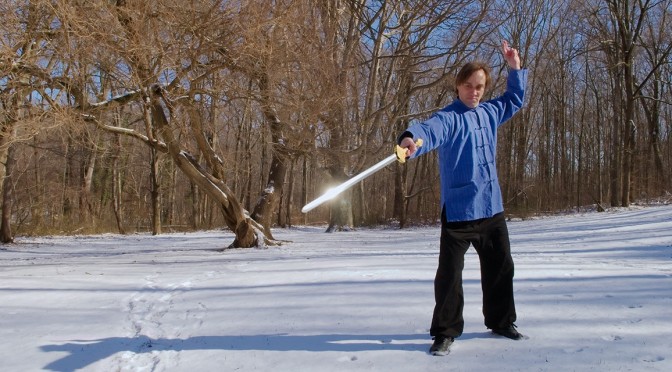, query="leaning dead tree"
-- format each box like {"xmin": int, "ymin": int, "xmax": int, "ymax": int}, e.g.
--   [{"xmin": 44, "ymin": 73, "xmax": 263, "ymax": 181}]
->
[
  {"xmin": 149, "ymin": 86, "xmax": 272, "ymax": 248},
  {"xmin": 88, "ymin": 86, "xmax": 275, "ymax": 248}
]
